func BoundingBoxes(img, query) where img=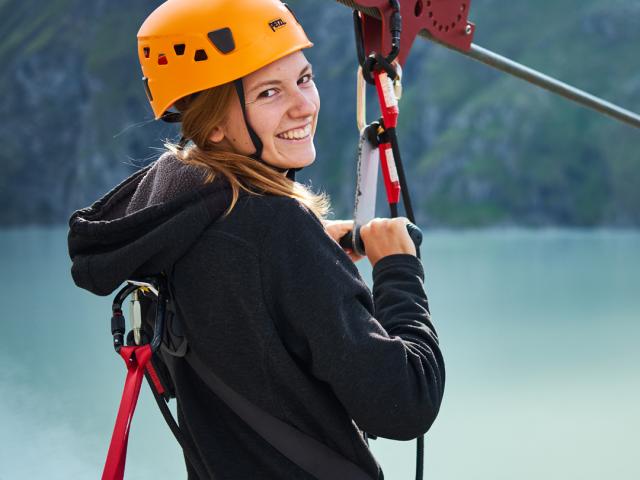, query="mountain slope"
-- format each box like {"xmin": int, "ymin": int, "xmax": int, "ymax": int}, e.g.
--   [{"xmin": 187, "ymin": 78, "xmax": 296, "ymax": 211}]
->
[{"xmin": 1, "ymin": 0, "xmax": 638, "ymax": 226}]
